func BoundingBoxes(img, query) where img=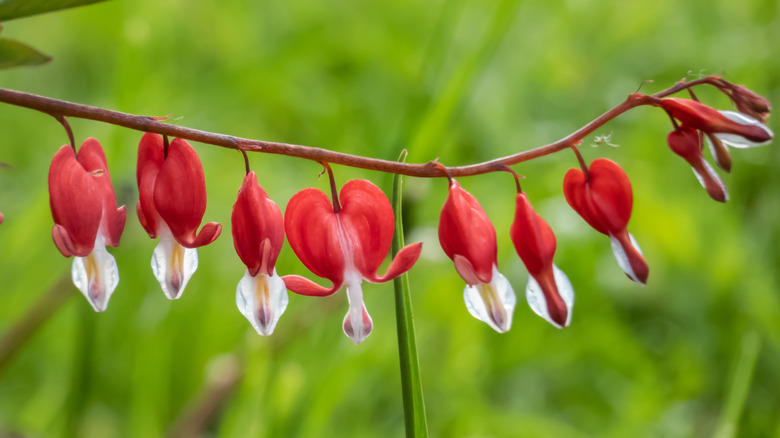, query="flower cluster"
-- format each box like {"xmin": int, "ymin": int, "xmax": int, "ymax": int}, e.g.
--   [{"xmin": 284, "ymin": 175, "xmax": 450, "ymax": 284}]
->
[{"xmin": 45, "ymin": 87, "xmax": 772, "ymax": 341}]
